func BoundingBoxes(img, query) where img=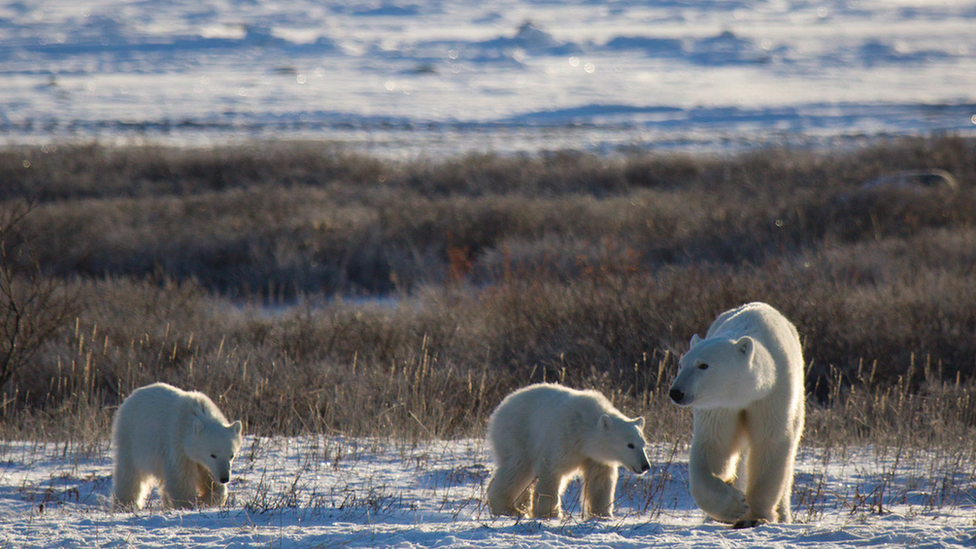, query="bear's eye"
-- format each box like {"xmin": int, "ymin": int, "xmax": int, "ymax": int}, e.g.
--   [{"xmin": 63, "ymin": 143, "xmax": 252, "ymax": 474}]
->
[
  {"xmin": 210, "ymin": 454, "xmax": 217, "ymax": 459},
  {"xmin": 698, "ymin": 363, "xmax": 709, "ymax": 370},
  {"xmin": 627, "ymin": 443, "xmax": 635, "ymax": 449}
]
